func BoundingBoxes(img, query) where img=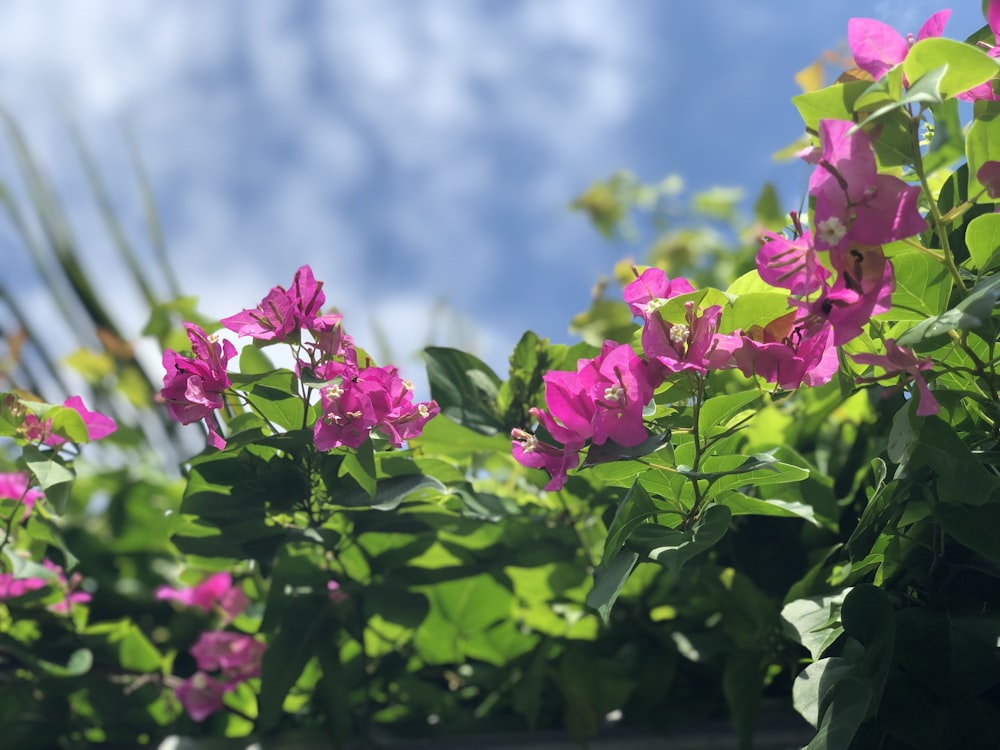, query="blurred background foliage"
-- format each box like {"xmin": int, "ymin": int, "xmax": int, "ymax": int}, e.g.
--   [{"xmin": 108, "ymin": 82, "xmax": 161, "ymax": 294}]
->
[{"xmin": 0, "ymin": 109, "xmax": 886, "ymax": 749}]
